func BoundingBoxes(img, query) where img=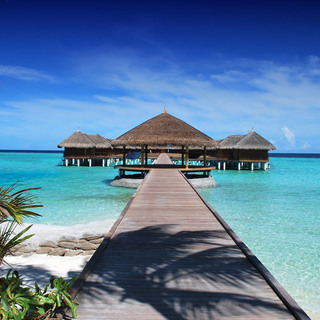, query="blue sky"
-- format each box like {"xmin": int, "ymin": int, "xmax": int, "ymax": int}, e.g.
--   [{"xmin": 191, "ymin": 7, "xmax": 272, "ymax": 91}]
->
[{"xmin": 0, "ymin": 0, "xmax": 319, "ymax": 152}]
